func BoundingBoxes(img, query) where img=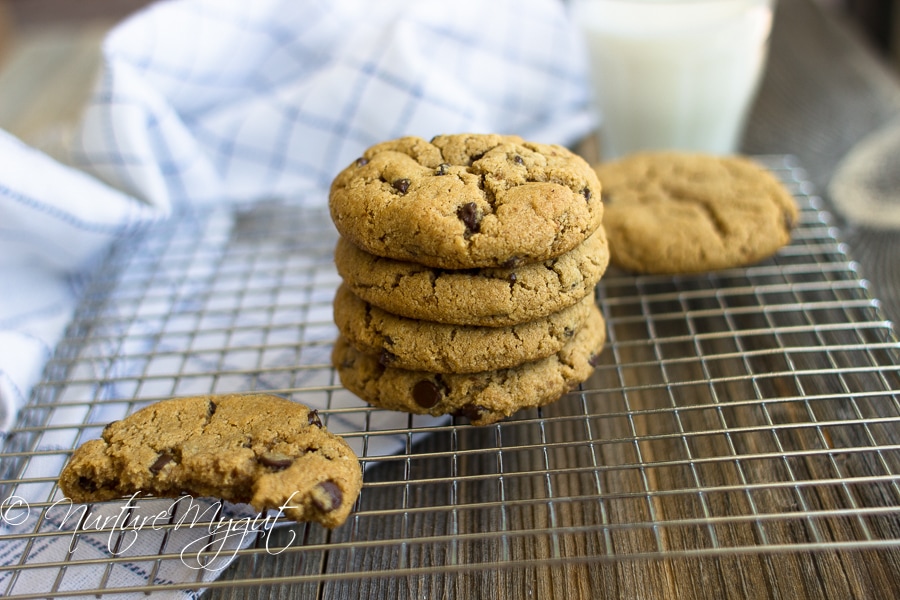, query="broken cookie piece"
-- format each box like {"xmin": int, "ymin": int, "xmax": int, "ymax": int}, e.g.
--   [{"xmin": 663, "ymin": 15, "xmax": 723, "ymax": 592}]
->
[{"xmin": 58, "ymin": 393, "xmax": 363, "ymax": 528}]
